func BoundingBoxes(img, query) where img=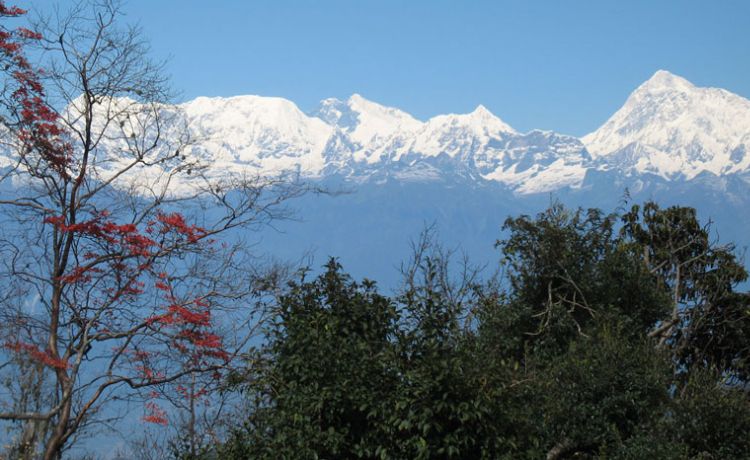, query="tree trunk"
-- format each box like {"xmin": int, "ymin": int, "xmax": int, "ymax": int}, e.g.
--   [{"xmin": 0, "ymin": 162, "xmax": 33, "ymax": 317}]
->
[{"xmin": 42, "ymin": 396, "xmax": 71, "ymax": 460}]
